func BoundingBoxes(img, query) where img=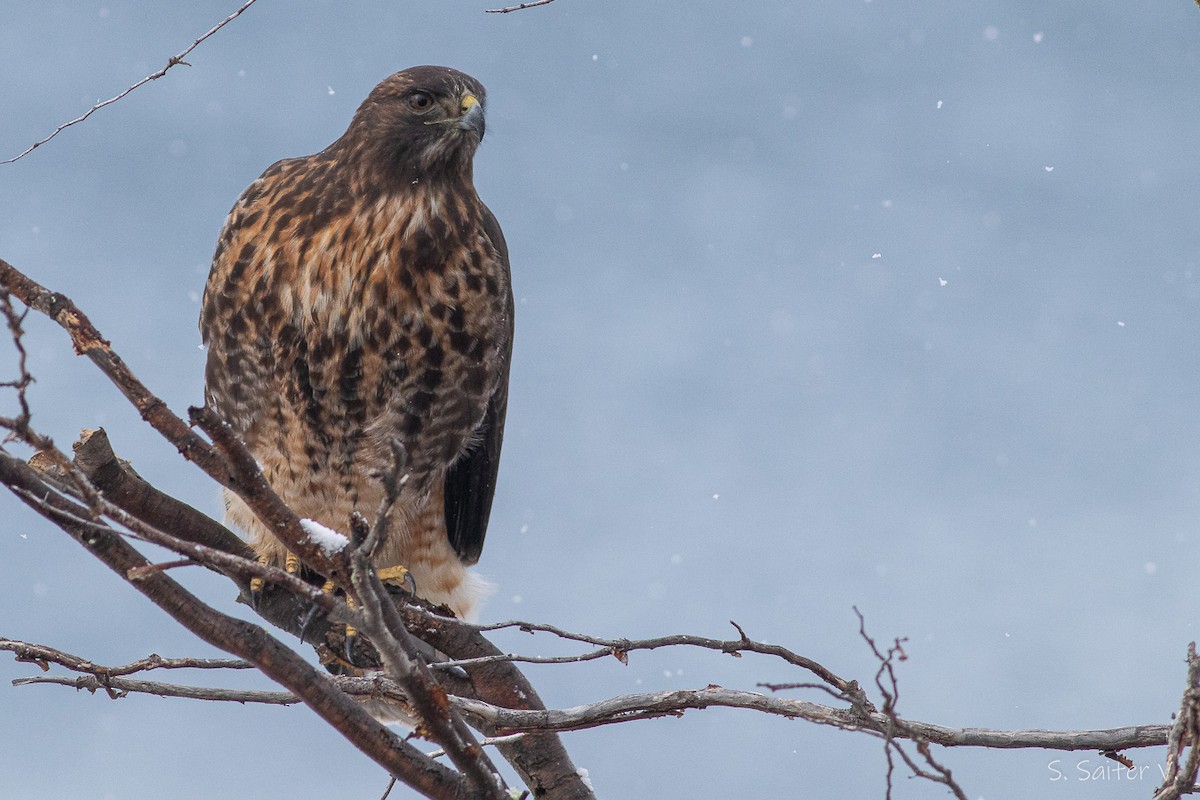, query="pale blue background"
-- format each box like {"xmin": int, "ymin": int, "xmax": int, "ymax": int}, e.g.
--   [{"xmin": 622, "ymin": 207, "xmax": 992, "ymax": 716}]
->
[{"xmin": 1, "ymin": 1, "xmax": 1197, "ymax": 797}]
